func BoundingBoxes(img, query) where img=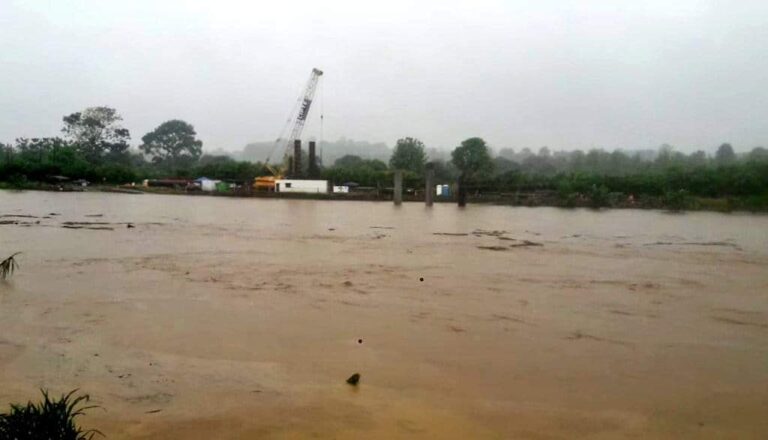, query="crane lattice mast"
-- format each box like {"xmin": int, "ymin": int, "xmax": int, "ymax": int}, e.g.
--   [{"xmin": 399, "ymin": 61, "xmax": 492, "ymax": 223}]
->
[{"xmin": 266, "ymin": 68, "xmax": 324, "ymax": 166}]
